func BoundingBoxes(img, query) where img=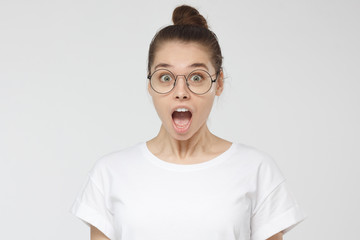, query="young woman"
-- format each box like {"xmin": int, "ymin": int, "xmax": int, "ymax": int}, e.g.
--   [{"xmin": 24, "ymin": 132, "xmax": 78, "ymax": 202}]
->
[{"xmin": 70, "ymin": 5, "xmax": 306, "ymax": 240}]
